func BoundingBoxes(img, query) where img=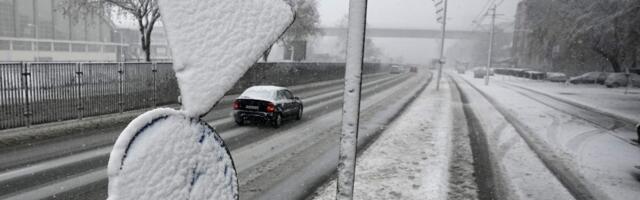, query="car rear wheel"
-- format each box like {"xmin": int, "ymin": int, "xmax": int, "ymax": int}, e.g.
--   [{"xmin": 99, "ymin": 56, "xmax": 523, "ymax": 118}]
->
[
  {"xmin": 296, "ymin": 106, "xmax": 303, "ymax": 120},
  {"xmin": 272, "ymin": 113, "xmax": 282, "ymax": 128},
  {"xmin": 235, "ymin": 119, "xmax": 244, "ymax": 126}
]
